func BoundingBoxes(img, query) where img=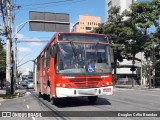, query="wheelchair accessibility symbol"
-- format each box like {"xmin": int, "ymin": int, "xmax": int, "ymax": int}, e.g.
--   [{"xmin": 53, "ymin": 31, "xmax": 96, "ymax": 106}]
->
[{"xmin": 87, "ymin": 64, "xmax": 95, "ymax": 72}]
